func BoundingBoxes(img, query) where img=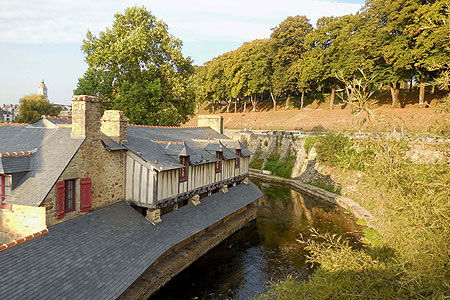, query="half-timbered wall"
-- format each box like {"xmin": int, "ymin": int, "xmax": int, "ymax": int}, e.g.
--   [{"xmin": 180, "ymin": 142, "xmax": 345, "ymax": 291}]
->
[
  {"xmin": 127, "ymin": 153, "xmax": 251, "ymax": 205},
  {"xmin": 185, "ymin": 163, "xmax": 215, "ymax": 193},
  {"xmin": 157, "ymin": 169, "xmax": 178, "ymax": 201},
  {"xmin": 125, "ymin": 153, "xmax": 156, "ymax": 208}
]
